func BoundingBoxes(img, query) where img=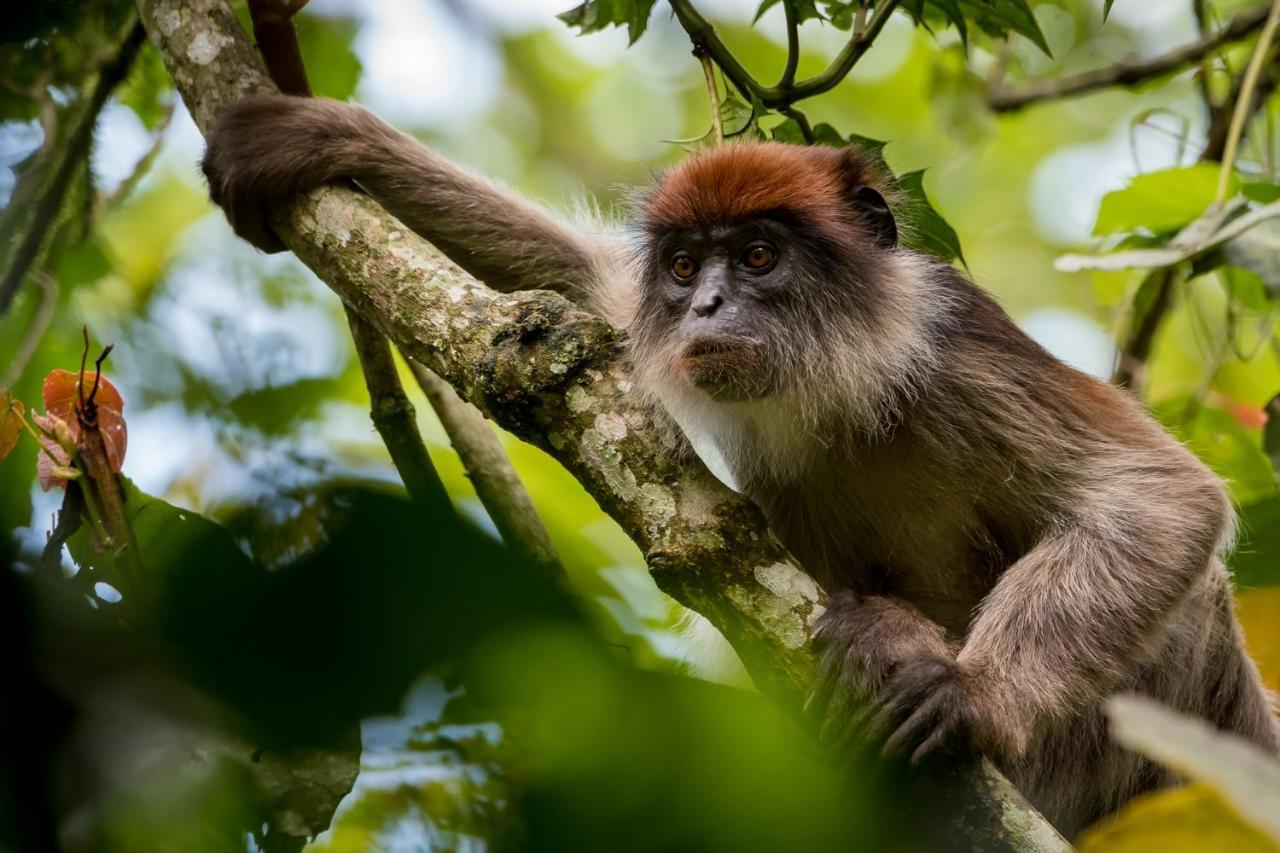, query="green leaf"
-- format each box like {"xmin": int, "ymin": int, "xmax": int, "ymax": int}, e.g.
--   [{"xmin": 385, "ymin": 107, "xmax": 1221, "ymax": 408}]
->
[
  {"xmin": 295, "ymin": 14, "xmax": 362, "ymax": 101},
  {"xmin": 1103, "ymin": 0, "xmax": 1116, "ymax": 22},
  {"xmin": 66, "ymin": 477, "xmax": 257, "ymax": 601},
  {"xmin": 1265, "ymin": 392, "xmax": 1280, "ymax": 483},
  {"xmin": 1222, "ymin": 266, "xmax": 1271, "ymax": 312},
  {"xmin": 1242, "ymin": 181, "xmax": 1280, "ymax": 204},
  {"xmin": 1094, "ymin": 165, "xmax": 1229, "ymax": 236},
  {"xmin": 898, "ymin": 170, "xmax": 966, "ymax": 266},
  {"xmin": 557, "ymin": 0, "xmax": 659, "ymax": 44},
  {"xmin": 770, "ymin": 117, "xmax": 809, "ymax": 145},
  {"xmin": 754, "ymin": 0, "xmax": 822, "ymax": 24},
  {"xmin": 1233, "ymin": 496, "xmax": 1280, "ymax": 588},
  {"xmin": 1221, "ymin": 220, "xmax": 1280, "ymax": 297},
  {"xmin": 899, "ymin": 0, "xmax": 1046, "ymax": 54}
]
